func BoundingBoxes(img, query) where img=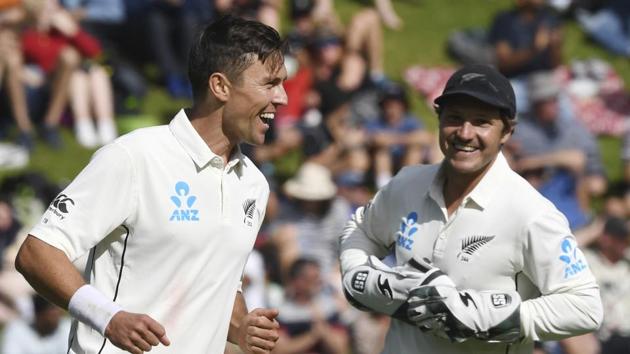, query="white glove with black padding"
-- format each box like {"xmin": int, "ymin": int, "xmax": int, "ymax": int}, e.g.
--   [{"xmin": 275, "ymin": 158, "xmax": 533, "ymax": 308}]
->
[
  {"xmin": 407, "ymin": 285, "xmax": 522, "ymax": 343},
  {"xmin": 342, "ymin": 255, "xmax": 455, "ymax": 322}
]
